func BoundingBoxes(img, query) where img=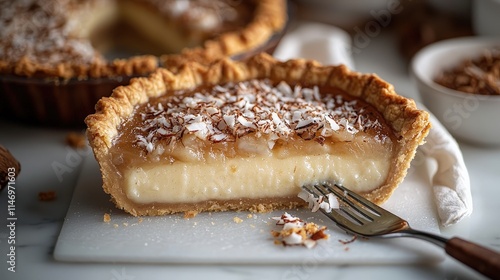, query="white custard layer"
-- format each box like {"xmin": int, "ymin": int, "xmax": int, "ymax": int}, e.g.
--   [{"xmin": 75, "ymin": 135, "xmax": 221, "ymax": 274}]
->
[{"xmin": 125, "ymin": 154, "xmax": 391, "ymax": 204}]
